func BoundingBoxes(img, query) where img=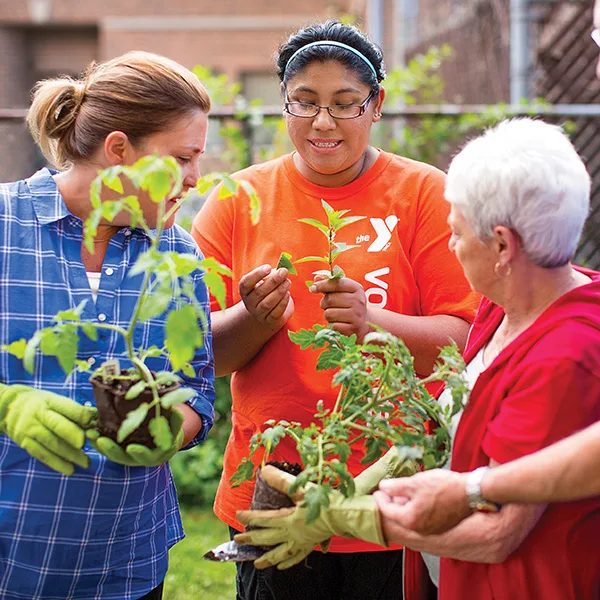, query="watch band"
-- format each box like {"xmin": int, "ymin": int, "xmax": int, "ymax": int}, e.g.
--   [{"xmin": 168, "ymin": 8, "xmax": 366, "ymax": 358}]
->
[{"xmin": 465, "ymin": 467, "xmax": 501, "ymax": 513}]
